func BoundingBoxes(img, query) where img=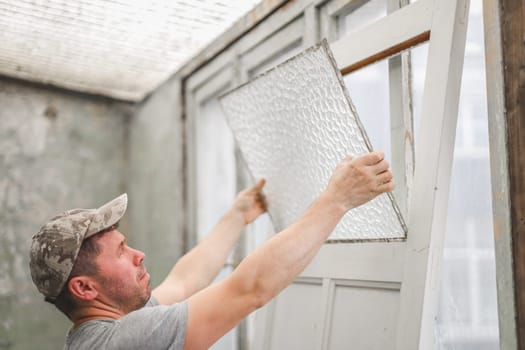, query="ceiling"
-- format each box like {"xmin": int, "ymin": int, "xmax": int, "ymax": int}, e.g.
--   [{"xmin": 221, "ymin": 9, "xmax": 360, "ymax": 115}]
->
[{"xmin": 0, "ymin": 0, "xmax": 262, "ymax": 101}]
